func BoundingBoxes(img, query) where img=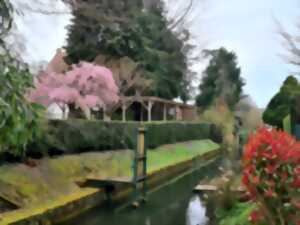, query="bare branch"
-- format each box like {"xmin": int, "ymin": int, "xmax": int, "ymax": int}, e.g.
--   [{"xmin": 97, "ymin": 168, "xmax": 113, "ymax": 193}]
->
[
  {"xmin": 168, "ymin": 0, "xmax": 194, "ymax": 30},
  {"xmin": 11, "ymin": 0, "xmax": 71, "ymax": 15},
  {"xmin": 277, "ymin": 19, "xmax": 300, "ymax": 68}
]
